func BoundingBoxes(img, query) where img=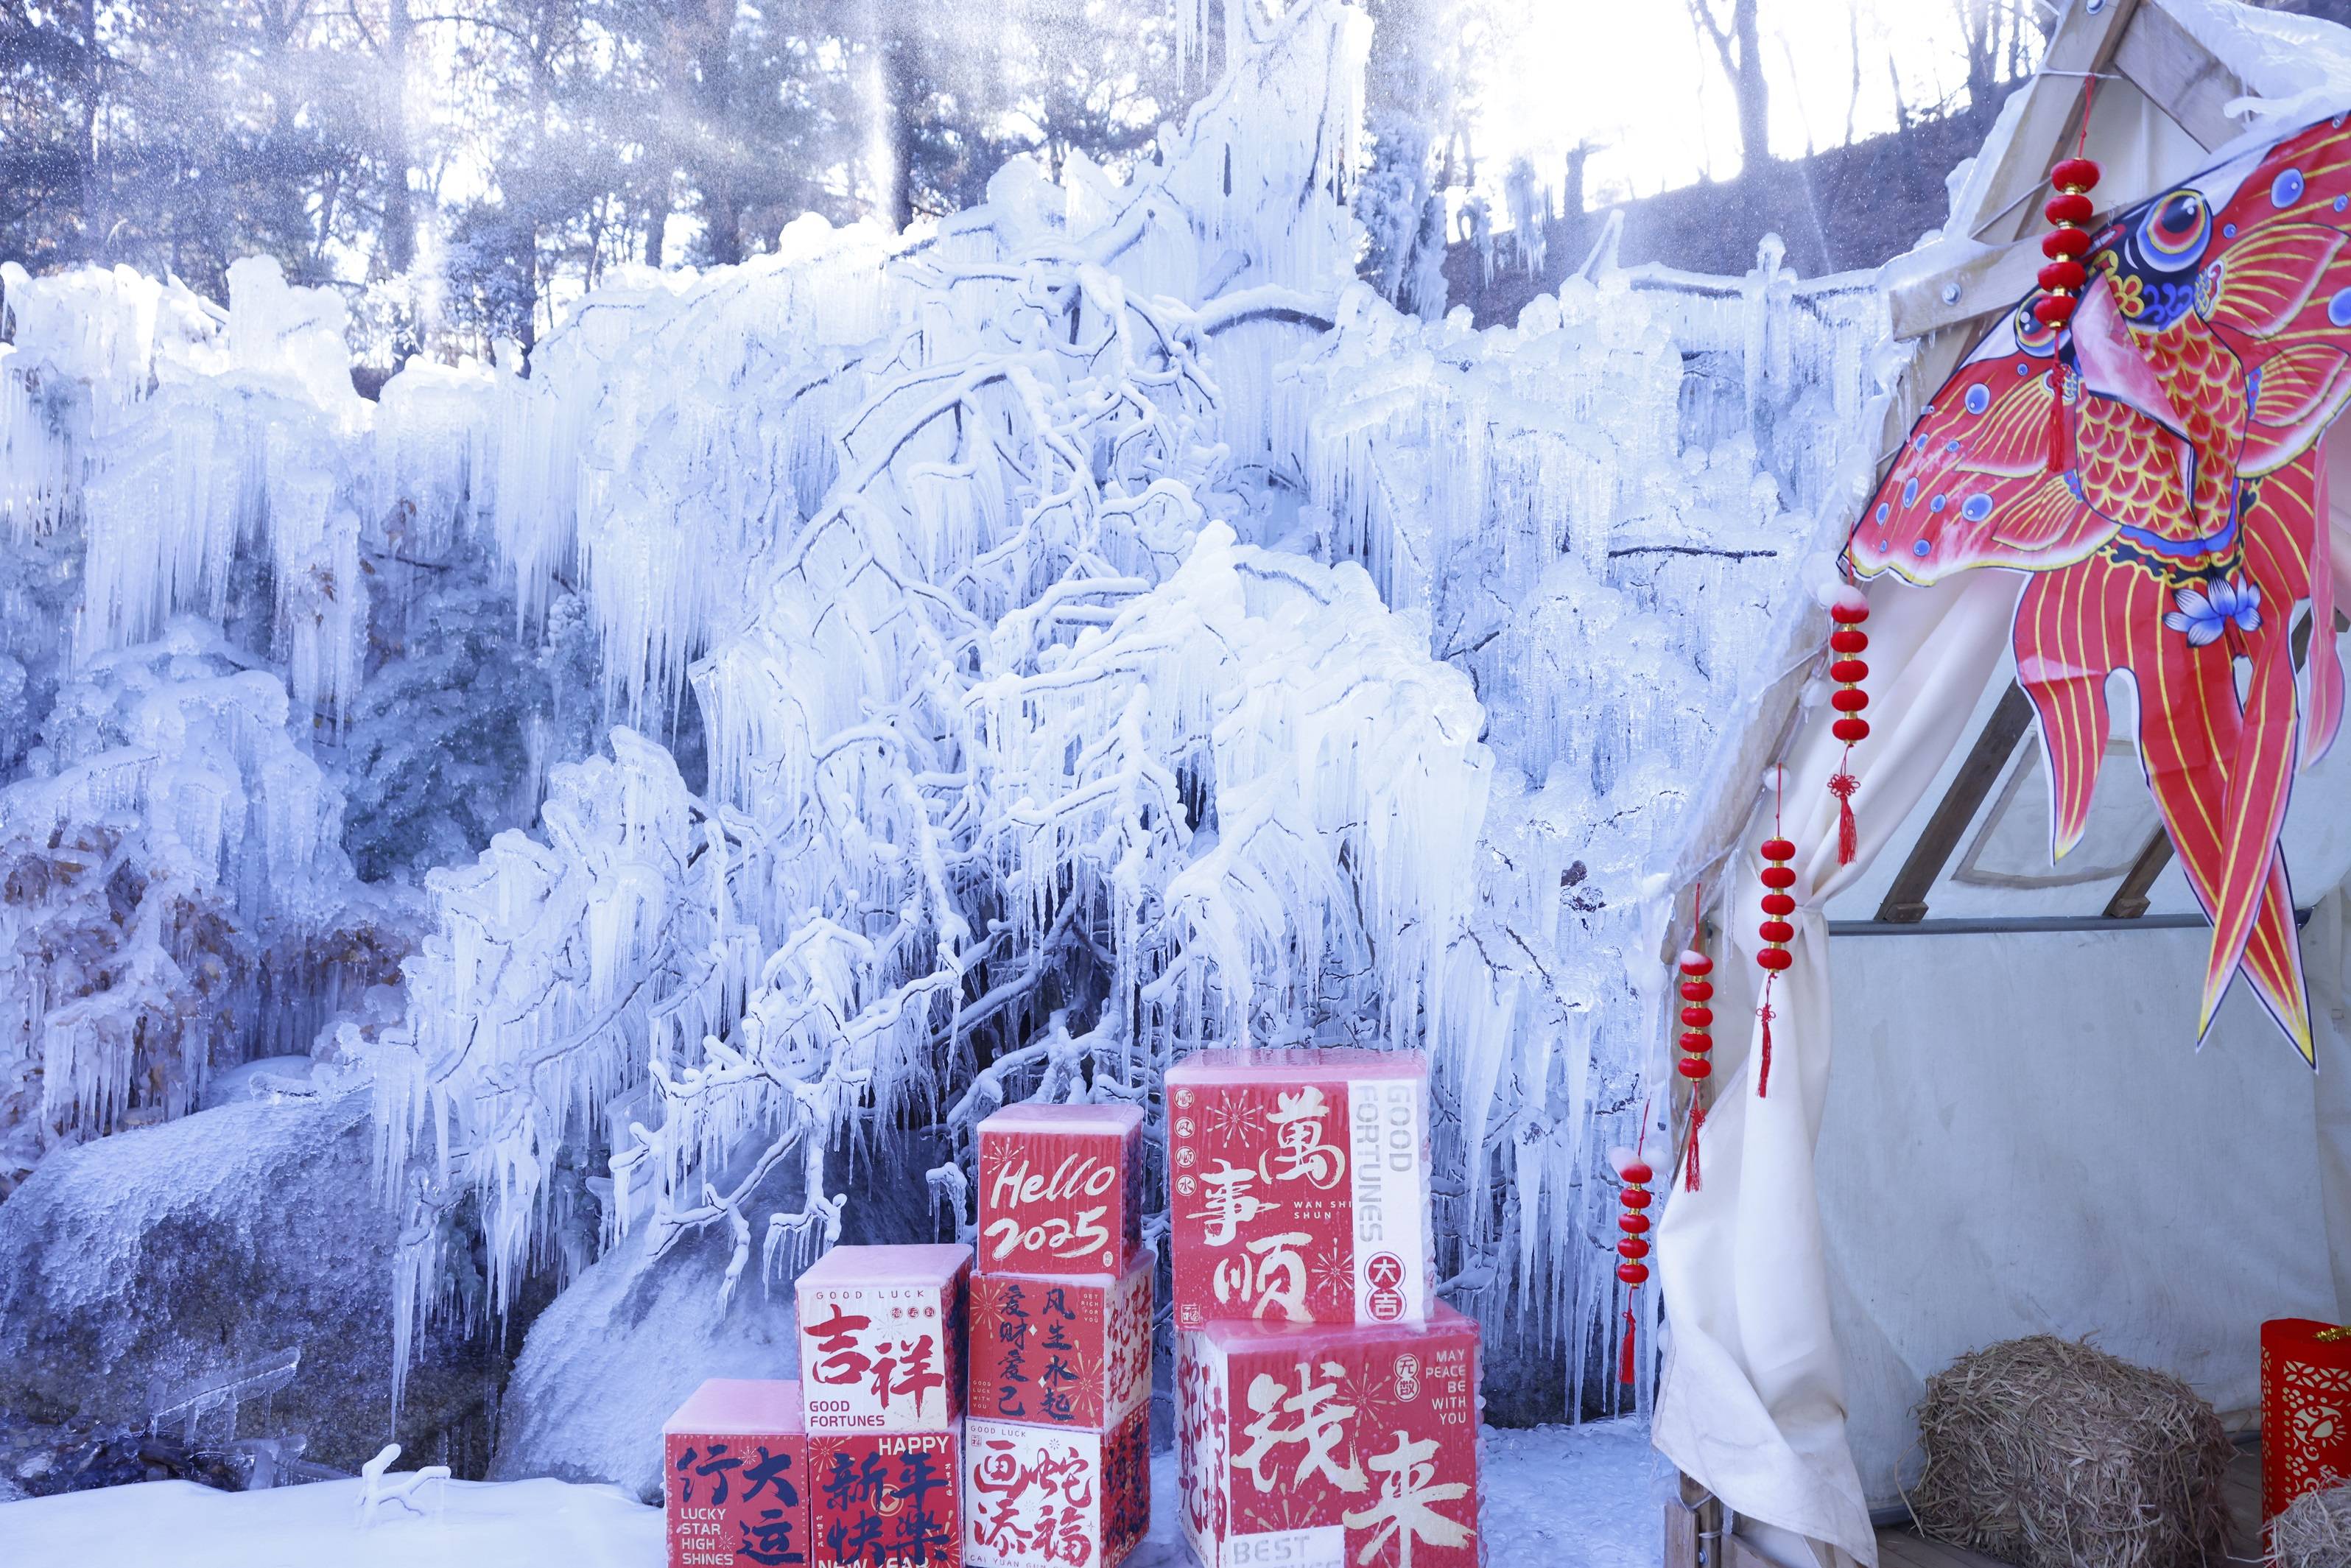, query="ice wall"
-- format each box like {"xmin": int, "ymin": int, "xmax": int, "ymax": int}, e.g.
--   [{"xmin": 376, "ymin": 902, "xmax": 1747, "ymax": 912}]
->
[
  {"xmin": 1284, "ymin": 243, "xmax": 1886, "ymax": 1410},
  {"xmin": 0, "ymin": 0, "xmax": 1896, "ymax": 1422}
]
